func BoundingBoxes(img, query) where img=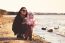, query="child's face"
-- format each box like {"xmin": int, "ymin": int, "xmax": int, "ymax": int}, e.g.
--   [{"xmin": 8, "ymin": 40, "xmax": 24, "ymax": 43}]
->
[{"xmin": 29, "ymin": 15, "xmax": 33, "ymax": 19}]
